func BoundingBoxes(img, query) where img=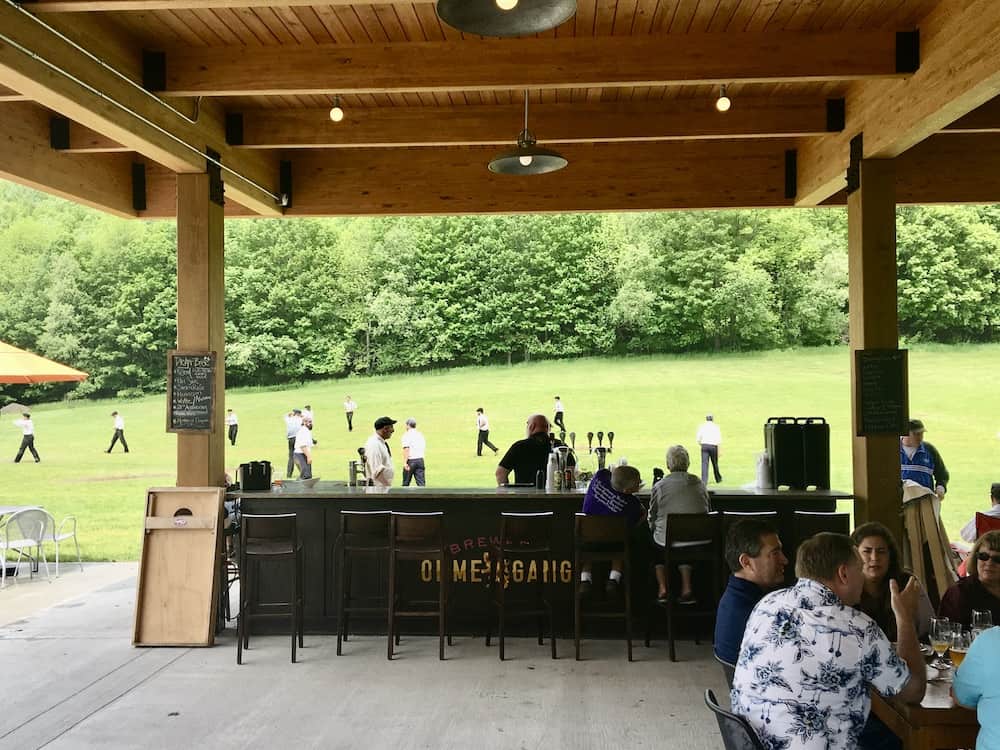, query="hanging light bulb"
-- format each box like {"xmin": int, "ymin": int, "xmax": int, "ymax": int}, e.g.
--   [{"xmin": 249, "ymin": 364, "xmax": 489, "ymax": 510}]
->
[
  {"xmin": 488, "ymin": 90, "xmax": 567, "ymax": 175},
  {"xmin": 715, "ymin": 84, "xmax": 731, "ymax": 113},
  {"xmin": 329, "ymin": 95, "xmax": 345, "ymax": 122},
  {"xmin": 496, "ymin": 0, "xmax": 519, "ymax": 9}
]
